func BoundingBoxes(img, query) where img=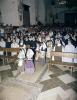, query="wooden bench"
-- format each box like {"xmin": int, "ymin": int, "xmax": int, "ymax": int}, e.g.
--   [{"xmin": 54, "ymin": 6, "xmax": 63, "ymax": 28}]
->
[
  {"xmin": 48, "ymin": 51, "xmax": 77, "ymax": 74},
  {"xmin": 0, "ymin": 45, "xmax": 31, "ymax": 65},
  {"xmin": 0, "ymin": 47, "xmax": 20, "ymax": 64}
]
